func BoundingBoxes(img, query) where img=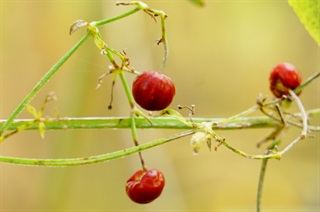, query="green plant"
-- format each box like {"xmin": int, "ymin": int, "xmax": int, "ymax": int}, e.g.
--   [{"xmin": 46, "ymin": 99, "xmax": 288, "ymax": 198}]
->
[{"xmin": 0, "ymin": 1, "xmax": 319, "ymax": 211}]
